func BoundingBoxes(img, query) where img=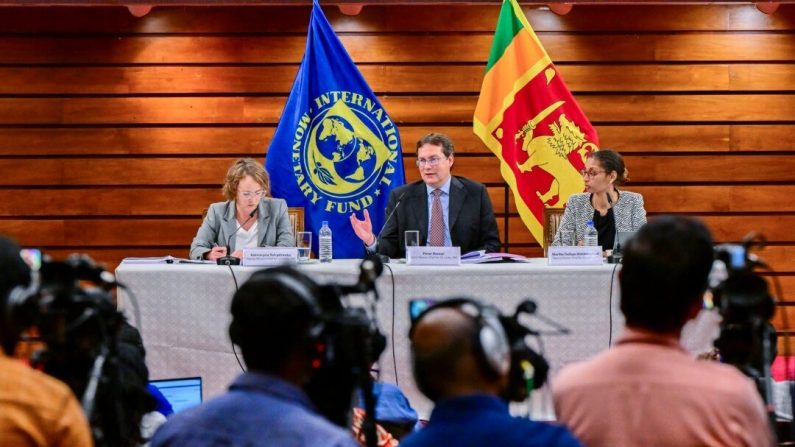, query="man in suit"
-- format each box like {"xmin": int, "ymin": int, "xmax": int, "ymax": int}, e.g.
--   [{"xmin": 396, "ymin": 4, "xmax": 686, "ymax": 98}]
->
[{"xmin": 350, "ymin": 133, "xmax": 501, "ymax": 258}]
